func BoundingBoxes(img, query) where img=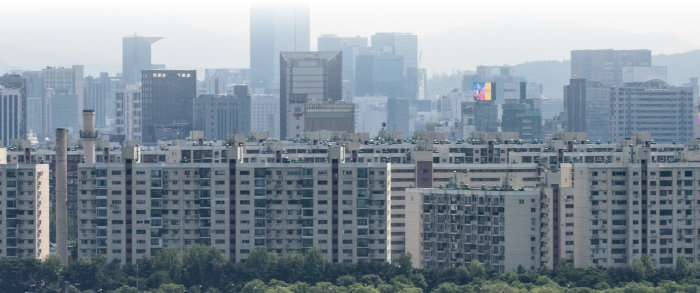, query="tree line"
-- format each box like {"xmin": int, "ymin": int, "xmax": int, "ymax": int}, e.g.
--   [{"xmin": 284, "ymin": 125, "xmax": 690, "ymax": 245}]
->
[{"xmin": 3, "ymin": 246, "xmax": 700, "ymax": 292}]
